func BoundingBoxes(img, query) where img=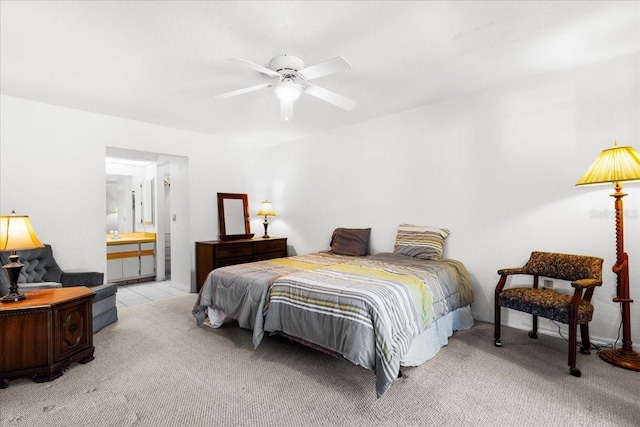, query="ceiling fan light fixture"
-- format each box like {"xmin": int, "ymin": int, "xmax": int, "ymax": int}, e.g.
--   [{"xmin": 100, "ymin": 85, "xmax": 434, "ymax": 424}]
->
[{"xmin": 274, "ymin": 77, "xmax": 302, "ymax": 103}]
